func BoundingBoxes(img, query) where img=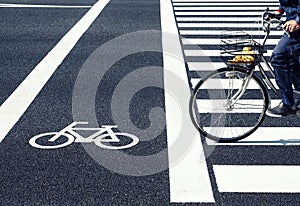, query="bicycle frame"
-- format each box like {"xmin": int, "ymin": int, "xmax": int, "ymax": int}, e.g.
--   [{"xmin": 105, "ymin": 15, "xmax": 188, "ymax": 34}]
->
[
  {"xmin": 227, "ymin": 13, "xmax": 284, "ymax": 107},
  {"xmin": 48, "ymin": 122, "xmax": 120, "ymax": 143},
  {"xmin": 225, "ymin": 68, "xmax": 255, "ymax": 109},
  {"xmin": 257, "ymin": 56, "xmax": 280, "ymax": 97}
]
